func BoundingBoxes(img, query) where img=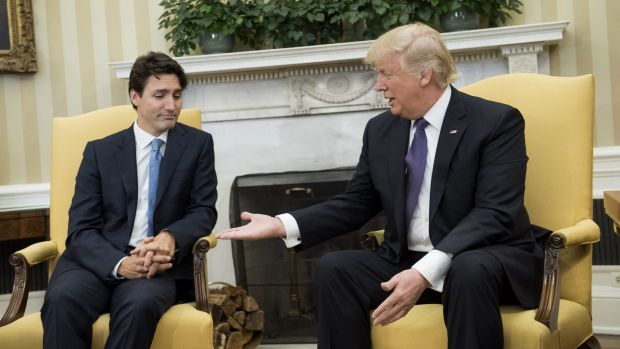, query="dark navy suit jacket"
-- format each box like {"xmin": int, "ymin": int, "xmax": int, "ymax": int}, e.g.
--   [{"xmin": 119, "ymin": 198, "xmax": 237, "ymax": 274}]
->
[
  {"xmin": 54, "ymin": 122, "xmax": 218, "ymax": 285},
  {"xmin": 291, "ymin": 87, "xmax": 547, "ymax": 308}
]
